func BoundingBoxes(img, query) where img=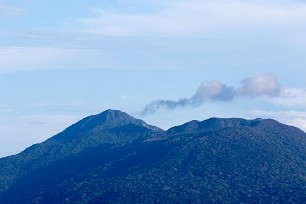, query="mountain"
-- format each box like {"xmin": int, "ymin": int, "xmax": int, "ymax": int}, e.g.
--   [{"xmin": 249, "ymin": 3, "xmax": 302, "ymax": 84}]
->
[
  {"xmin": 0, "ymin": 110, "xmax": 305, "ymax": 203},
  {"xmin": 167, "ymin": 117, "xmax": 264, "ymax": 134}
]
